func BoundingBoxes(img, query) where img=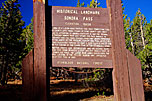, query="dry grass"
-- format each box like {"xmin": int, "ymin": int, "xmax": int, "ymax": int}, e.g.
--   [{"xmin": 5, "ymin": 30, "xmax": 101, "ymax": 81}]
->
[
  {"xmin": 80, "ymin": 95, "xmax": 114, "ymax": 101},
  {"xmin": 0, "ymin": 79, "xmax": 151, "ymax": 101},
  {"xmin": 7, "ymin": 80, "xmax": 22, "ymax": 85}
]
